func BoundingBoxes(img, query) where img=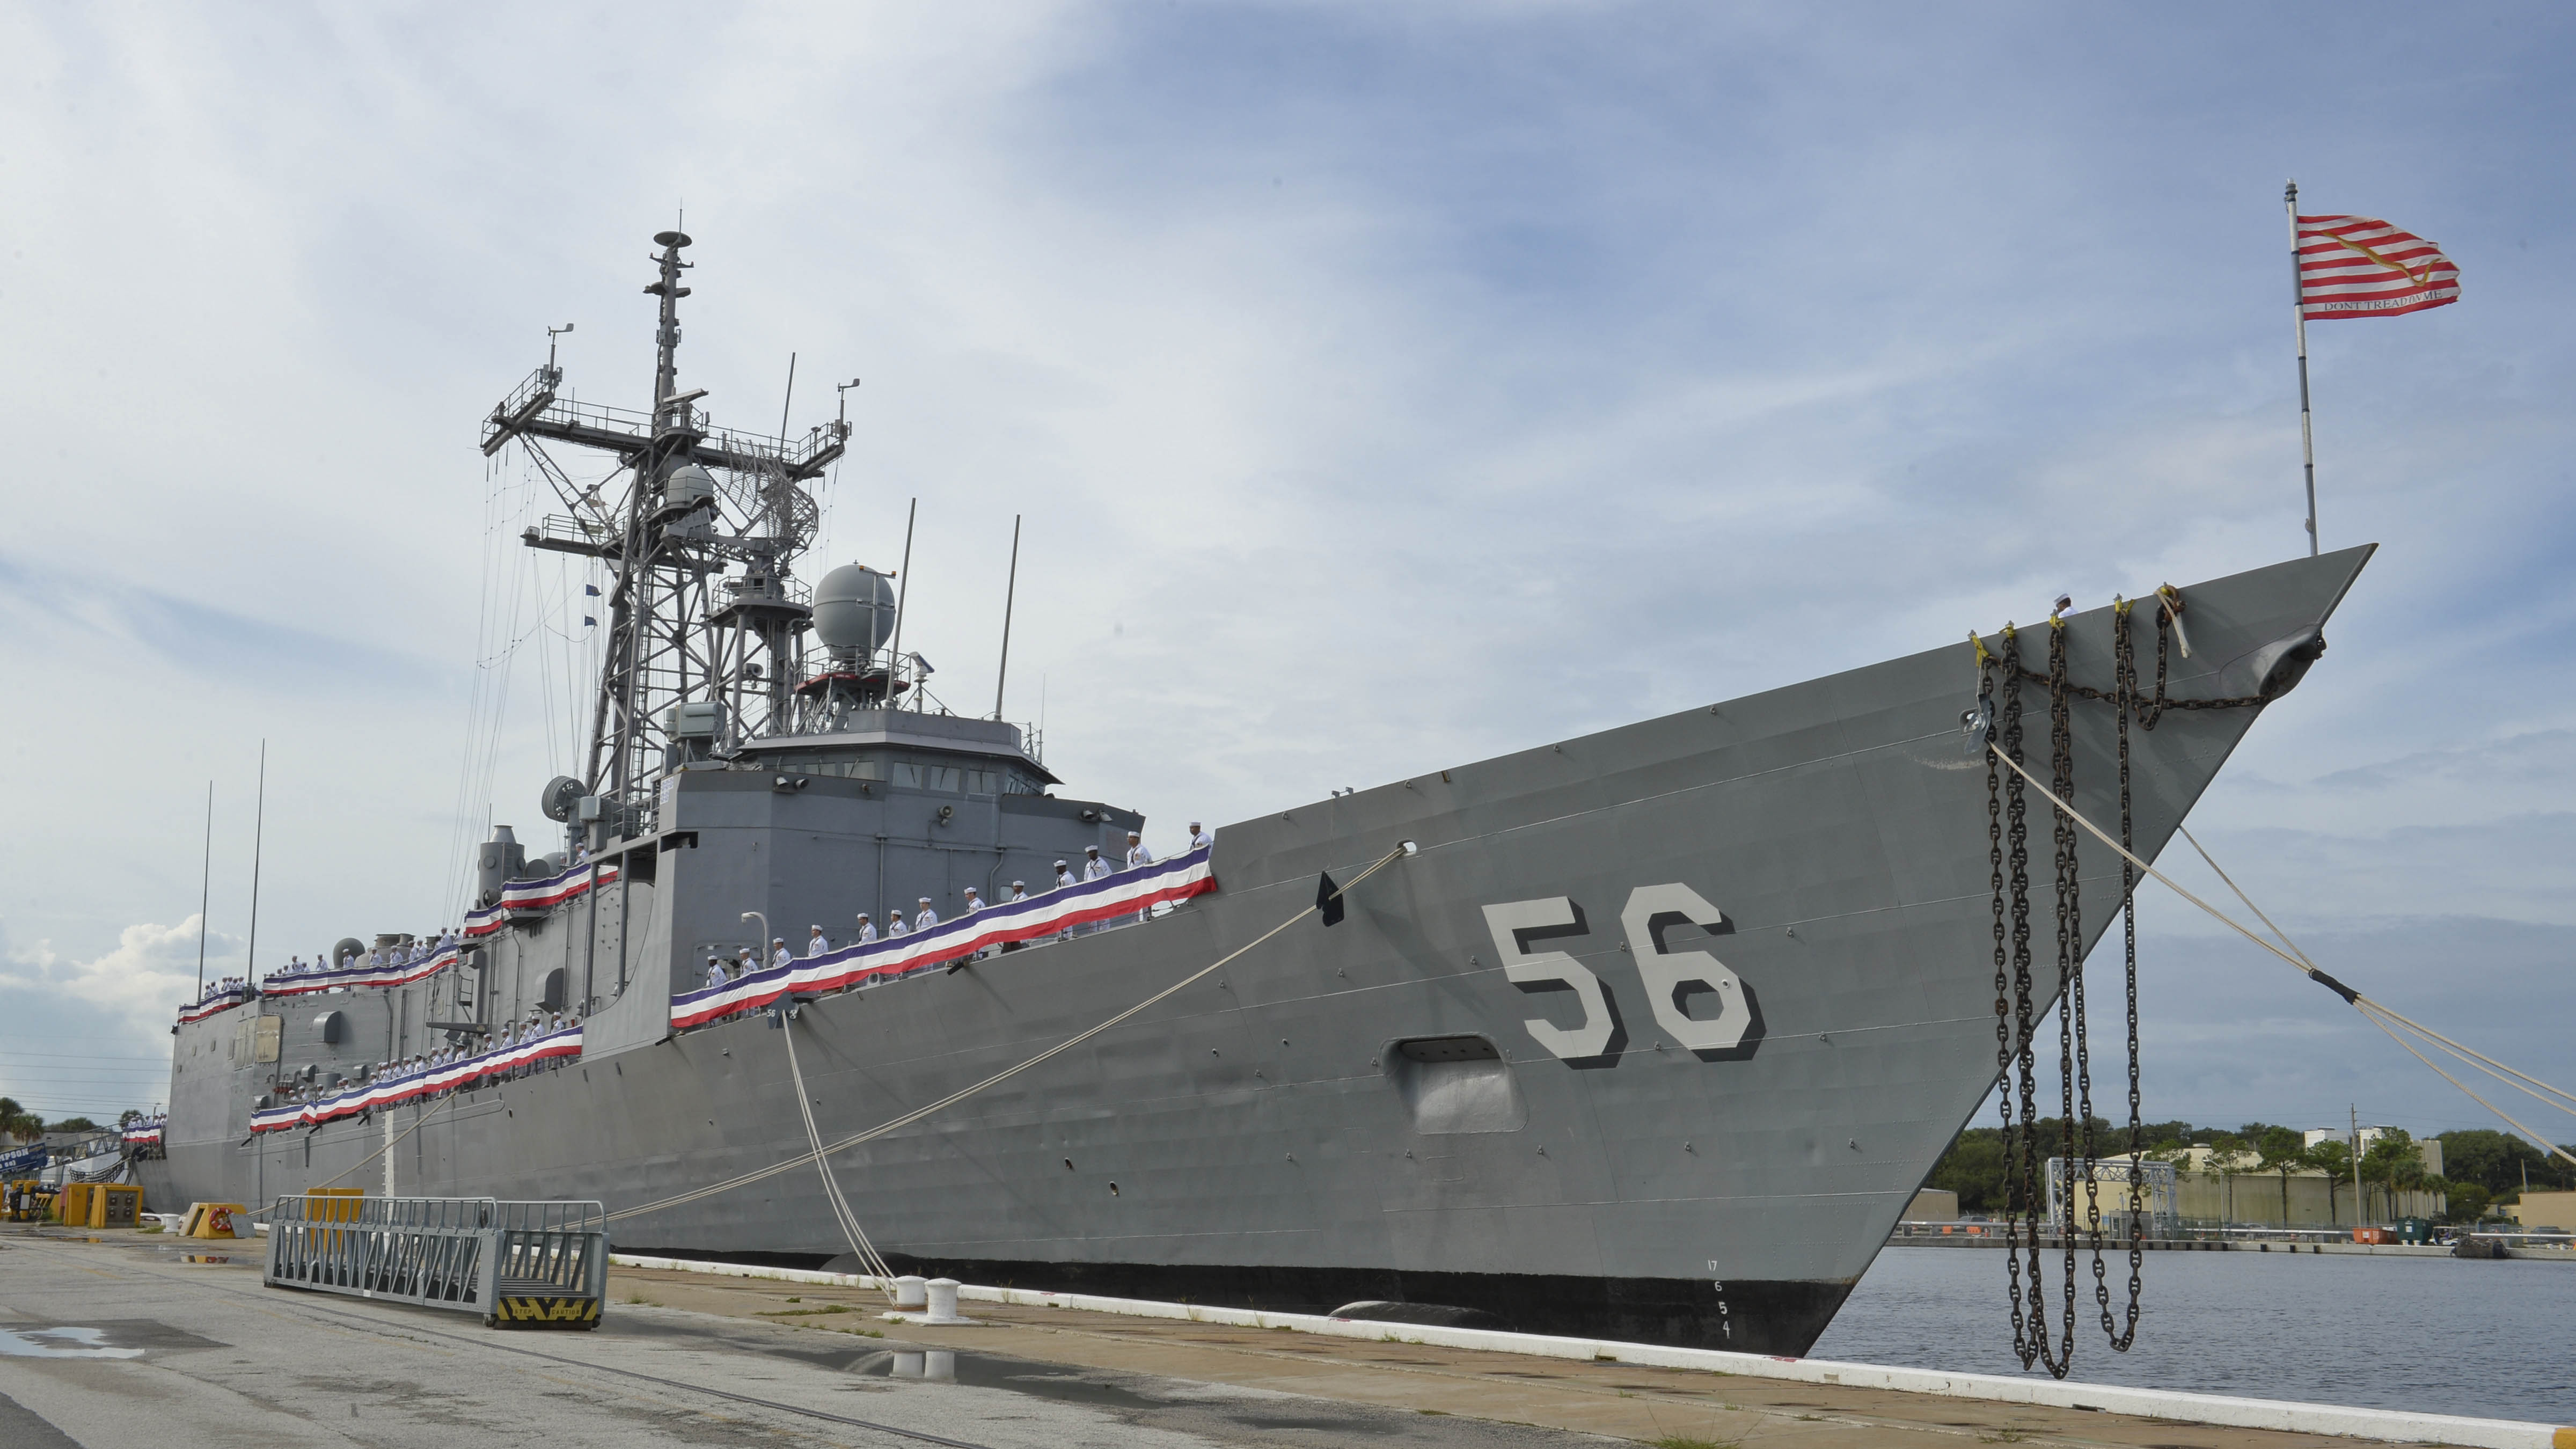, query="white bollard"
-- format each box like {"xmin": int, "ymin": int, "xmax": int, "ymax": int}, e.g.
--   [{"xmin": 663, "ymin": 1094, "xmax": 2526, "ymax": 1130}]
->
[
  {"xmin": 890, "ymin": 1350, "xmax": 925, "ymax": 1379},
  {"xmin": 924, "ymin": 1277, "xmax": 964, "ymax": 1323},
  {"xmin": 891, "ymin": 1275, "xmax": 927, "ymax": 1309},
  {"xmin": 924, "ymin": 1349, "xmax": 956, "ymax": 1381}
]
